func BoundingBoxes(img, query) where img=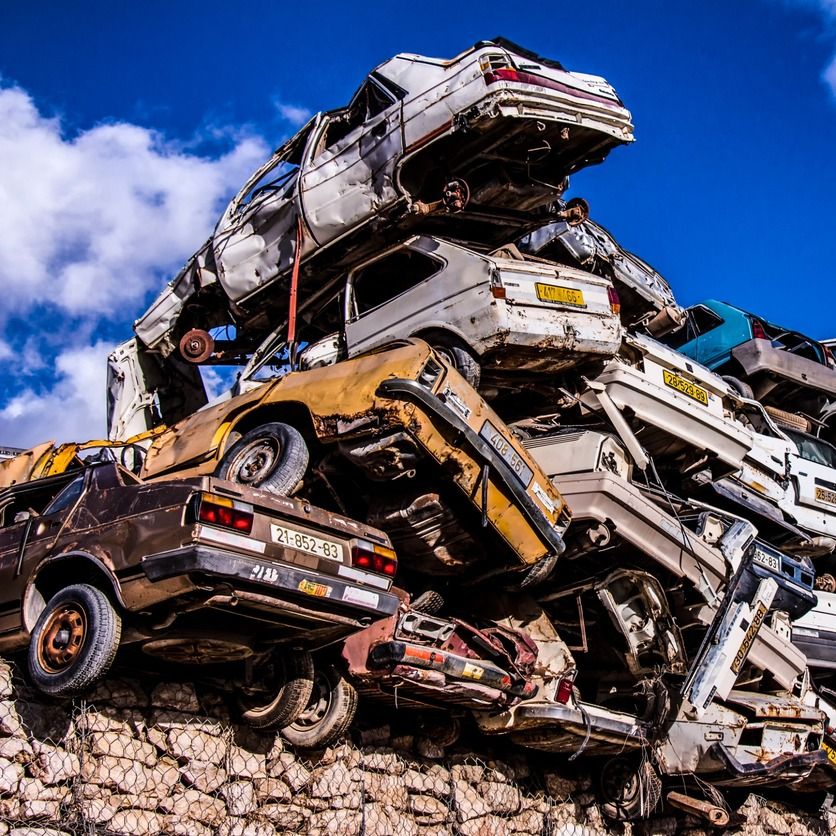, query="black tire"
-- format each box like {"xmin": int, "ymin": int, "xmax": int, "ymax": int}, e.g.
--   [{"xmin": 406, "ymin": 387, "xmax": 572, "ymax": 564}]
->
[
  {"xmin": 217, "ymin": 422, "xmax": 309, "ymax": 495},
  {"xmin": 238, "ymin": 651, "xmax": 315, "ymax": 730},
  {"xmin": 432, "ymin": 342, "xmax": 481, "ymax": 389},
  {"xmin": 722, "ymin": 375, "xmax": 754, "ymax": 401},
  {"xmin": 599, "ymin": 757, "xmax": 662, "ymax": 822},
  {"xmin": 410, "ymin": 590, "xmax": 445, "ymax": 615},
  {"xmin": 28, "ymin": 584, "xmax": 121, "ymax": 697},
  {"xmin": 518, "ymin": 551, "xmax": 559, "ymax": 590},
  {"xmin": 282, "ymin": 664, "xmax": 357, "ymax": 749}
]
